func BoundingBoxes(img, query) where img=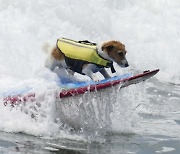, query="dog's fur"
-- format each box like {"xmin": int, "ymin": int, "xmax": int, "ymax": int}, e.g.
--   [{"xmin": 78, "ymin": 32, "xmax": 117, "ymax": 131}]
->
[{"xmin": 43, "ymin": 40, "xmax": 129, "ymax": 81}]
